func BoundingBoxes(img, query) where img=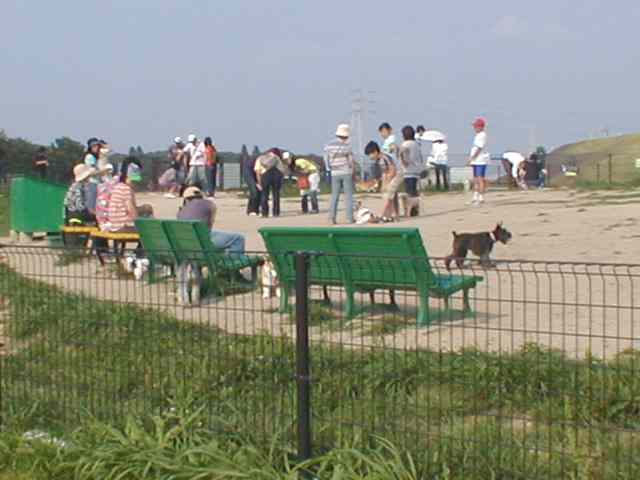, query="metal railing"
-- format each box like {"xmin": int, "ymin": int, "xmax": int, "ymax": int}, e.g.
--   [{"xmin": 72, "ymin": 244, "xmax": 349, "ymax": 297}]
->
[{"xmin": 0, "ymin": 245, "xmax": 639, "ymax": 477}]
